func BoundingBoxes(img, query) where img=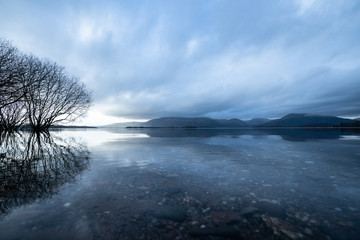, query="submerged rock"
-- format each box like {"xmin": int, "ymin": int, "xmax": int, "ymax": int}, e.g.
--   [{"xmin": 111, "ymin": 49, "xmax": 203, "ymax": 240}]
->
[
  {"xmin": 189, "ymin": 226, "xmax": 241, "ymax": 239},
  {"xmin": 153, "ymin": 205, "xmax": 187, "ymax": 222},
  {"xmin": 211, "ymin": 211, "xmax": 242, "ymax": 225},
  {"xmin": 256, "ymin": 201, "xmax": 286, "ymax": 218},
  {"xmin": 240, "ymin": 207, "xmax": 259, "ymax": 217},
  {"xmin": 261, "ymin": 216, "xmax": 304, "ymax": 239},
  {"xmin": 164, "ymin": 187, "xmax": 182, "ymax": 196}
]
